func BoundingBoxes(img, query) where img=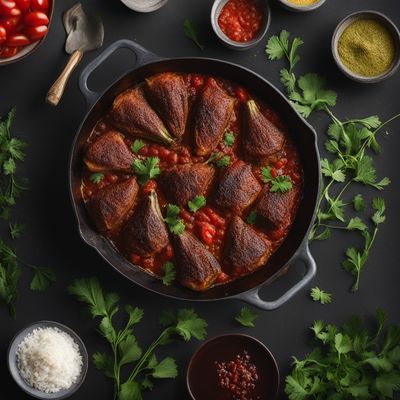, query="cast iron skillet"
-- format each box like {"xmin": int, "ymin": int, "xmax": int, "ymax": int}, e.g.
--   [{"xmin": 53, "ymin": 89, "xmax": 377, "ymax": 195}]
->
[{"xmin": 70, "ymin": 39, "xmax": 320, "ymax": 310}]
